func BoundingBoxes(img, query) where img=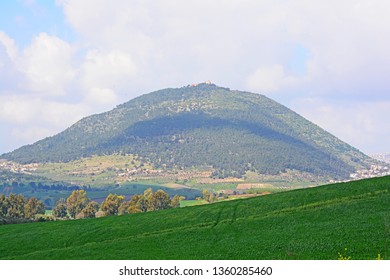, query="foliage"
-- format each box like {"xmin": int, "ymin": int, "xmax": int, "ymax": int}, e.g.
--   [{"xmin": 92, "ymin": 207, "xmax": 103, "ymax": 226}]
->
[
  {"xmin": 117, "ymin": 201, "xmax": 129, "ymax": 215},
  {"xmin": 0, "ymin": 176, "xmax": 389, "ymax": 259},
  {"xmin": 149, "ymin": 190, "xmax": 171, "ymax": 211},
  {"xmin": 100, "ymin": 194, "xmax": 124, "ymax": 216},
  {"xmin": 52, "ymin": 200, "xmax": 68, "ymax": 219},
  {"xmin": 6, "ymin": 193, "xmax": 26, "ymax": 218},
  {"xmin": 202, "ymin": 189, "xmax": 217, "ymax": 203},
  {"xmin": 66, "ymin": 190, "xmax": 90, "ymax": 219},
  {"xmin": 0, "ymin": 193, "xmax": 46, "ymax": 223},
  {"xmin": 95, "ymin": 211, "xmax": 106, "ymax": 218},
  {"xmin": 171, "ymin": 195, "xmax": 184, "ymax": 208},
  {"xmin": 82, "ymin": 201, "xmax": 99, "ymax": 218},
  {"xmin": 1, "ymin": 180, "xmax": 200, "ymax": 210},
  {"xmin": 24, "ymin": 197, "xmax": 45, "ymax": 219},
  {"xmin": 127, "ymin": 194, "xmax": 144, "ymax": 213}
]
